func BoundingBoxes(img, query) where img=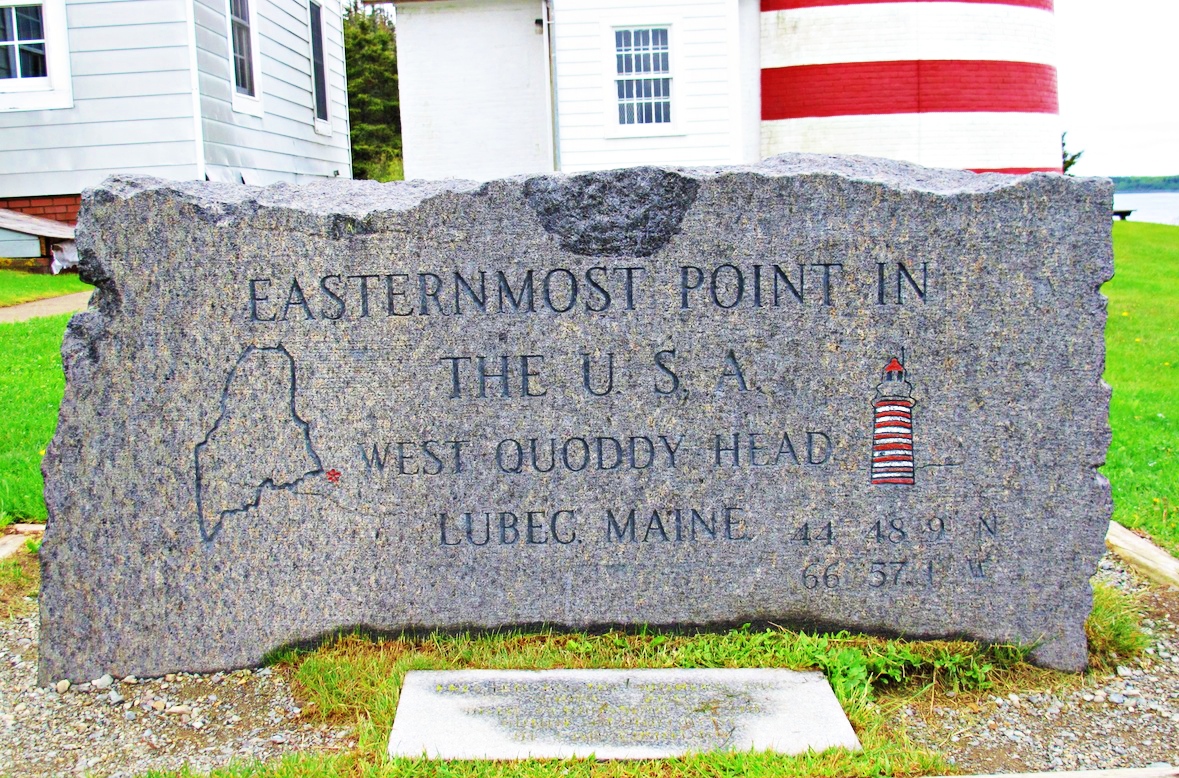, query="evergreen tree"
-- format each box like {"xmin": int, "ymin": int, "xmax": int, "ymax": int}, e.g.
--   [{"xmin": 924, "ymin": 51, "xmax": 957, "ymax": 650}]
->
[{"xmin": 344, "ymin": 3, "xmax": 401, "ymax": 180}]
